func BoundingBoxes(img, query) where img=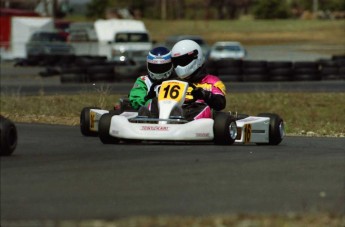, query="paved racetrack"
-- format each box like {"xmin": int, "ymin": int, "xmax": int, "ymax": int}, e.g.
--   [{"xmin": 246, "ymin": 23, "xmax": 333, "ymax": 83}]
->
[{"xmin": 1, "ymin": 123, "xmax": 344, "ymax": 220}]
